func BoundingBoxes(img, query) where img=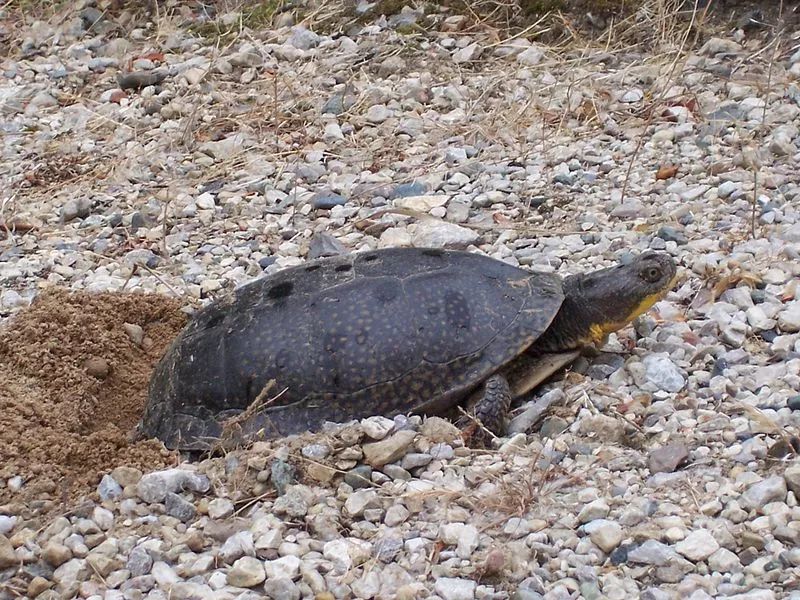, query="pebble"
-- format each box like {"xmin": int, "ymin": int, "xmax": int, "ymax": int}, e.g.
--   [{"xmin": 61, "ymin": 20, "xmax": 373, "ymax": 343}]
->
[
  {"xmin": 0, "ymin": 535, "xmax": 17, "ymax": 568},
  {"xmin": 434, "ymin": 577, "xmax": 477, "ymax": 600},
  {"xmin": 363, "ymin": 430, "xmax": 416, "ymax": 467},
  {"xmin": 643, "ymin": 354, "xmax": 686, "ymax": 392},
  {"xmin": 674, "ymin": 530, "xmax": 720, "ymax": 561},
  {"xmin": 778, "ymin": 303, "xmax": 800, "ymax": 332},
  {"xmin": 207, "ymin": 498, "xmax": 235, "ymax": 519},
  {"xmin": 227, "ymin": 556, "xmax": 266, "ymax": 587},
  {"xmin": 312, "ymin": 192, "xmax": 347, "ymax": 210},
  {"xmin": 740, "ymin": 477, "xmax": 787, "ymax": 512},
  {"xmin": 708, "ymin": 547, "xmax": 741, "ymax": 572},
  {"xmin": 584, "ymin": 519, "xmax": 624, "ymax": 553},
  {"xmin": 648, "ymin": 442, "xmax": 690, "ymax": 473},
  {"xmin": 439, "ymin": 523, "xmax": 480, "ymax": 558},
  {"xmin": 136, "ymin": 468, "xmax": 210, "ymax": 503}
]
